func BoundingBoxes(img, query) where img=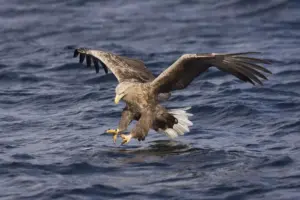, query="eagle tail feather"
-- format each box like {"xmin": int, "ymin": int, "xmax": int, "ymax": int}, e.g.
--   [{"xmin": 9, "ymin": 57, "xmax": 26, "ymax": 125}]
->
[{"xmin": 161, "ymin": 107, "xmax": 193, "ymax": 138}]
